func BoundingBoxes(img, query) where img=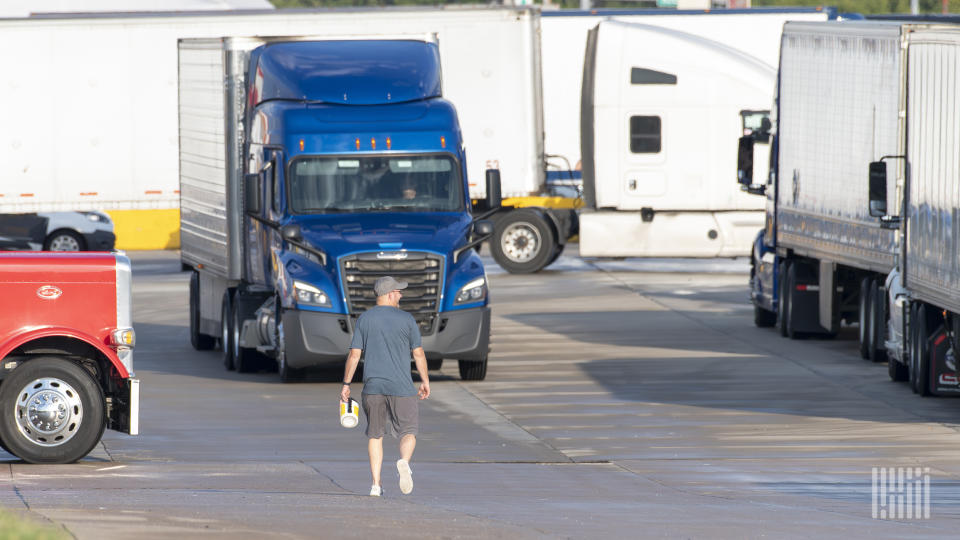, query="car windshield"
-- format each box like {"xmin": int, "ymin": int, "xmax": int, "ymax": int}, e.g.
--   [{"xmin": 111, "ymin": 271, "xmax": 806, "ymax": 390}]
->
[{"xmin": 289, "ymin": 155, "xmax": 464, "ymax": 214}]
